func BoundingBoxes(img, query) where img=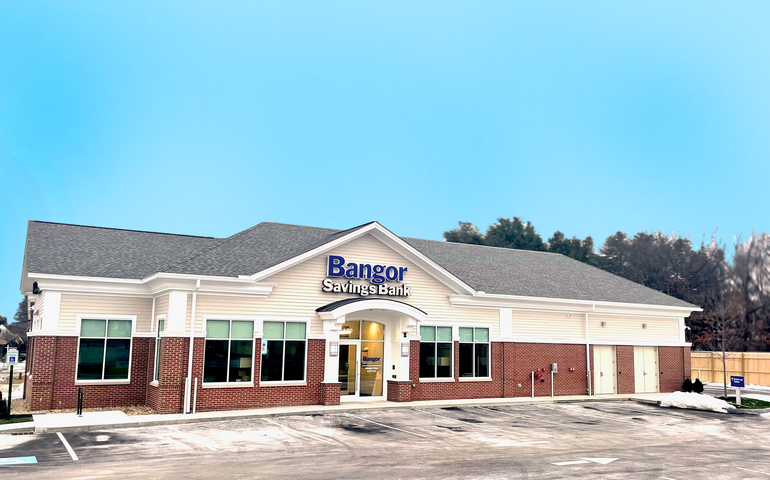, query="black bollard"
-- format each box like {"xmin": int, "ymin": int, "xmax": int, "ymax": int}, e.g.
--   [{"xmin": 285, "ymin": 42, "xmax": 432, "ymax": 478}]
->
[
  {"xmin": 6, "ymin": 365, "xmax": 12, "ymax": 420},
  {"xmin": 77, "ymin": 387, "xmax": 83, "ymax": 416}
]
